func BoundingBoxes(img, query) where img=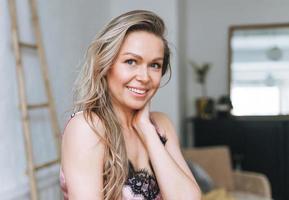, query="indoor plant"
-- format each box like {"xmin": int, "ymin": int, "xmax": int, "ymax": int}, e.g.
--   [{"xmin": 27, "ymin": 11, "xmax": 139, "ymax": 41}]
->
[{"xmin": 190, "ymin": 60, "xmax": 213, "ymax": 118}]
